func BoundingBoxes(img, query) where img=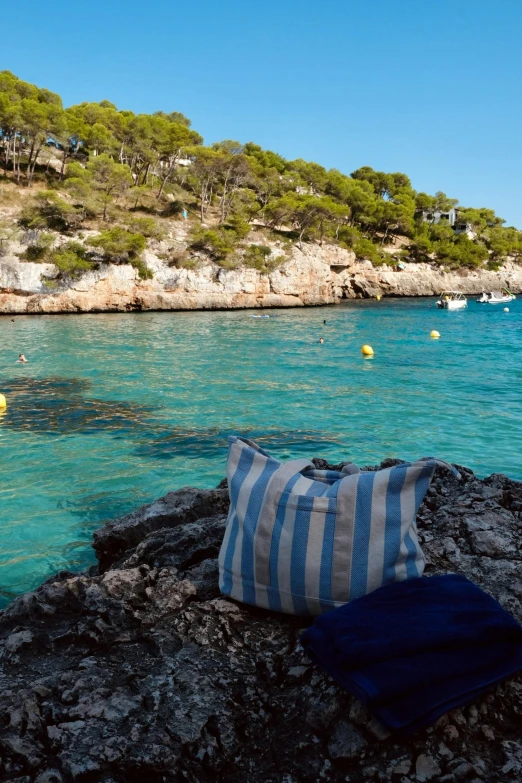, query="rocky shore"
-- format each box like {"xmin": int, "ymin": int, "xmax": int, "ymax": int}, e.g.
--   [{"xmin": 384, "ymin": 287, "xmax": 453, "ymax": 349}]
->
[
  {"xmin": 2, "ymin": 240, "xmax": 522, "ymax": 314},
  {"xmin": 1, "ymin": 461, "xmax": 522, "ymax": 782}
]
